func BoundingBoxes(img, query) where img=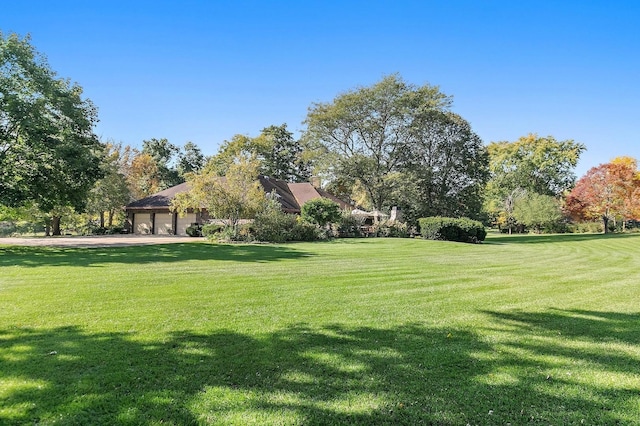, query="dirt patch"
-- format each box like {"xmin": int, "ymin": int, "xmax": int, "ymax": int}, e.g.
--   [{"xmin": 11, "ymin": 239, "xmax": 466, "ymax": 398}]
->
[{"xmin": 0, "ymin": 235, "xmax": 204, "ymax": 248}]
